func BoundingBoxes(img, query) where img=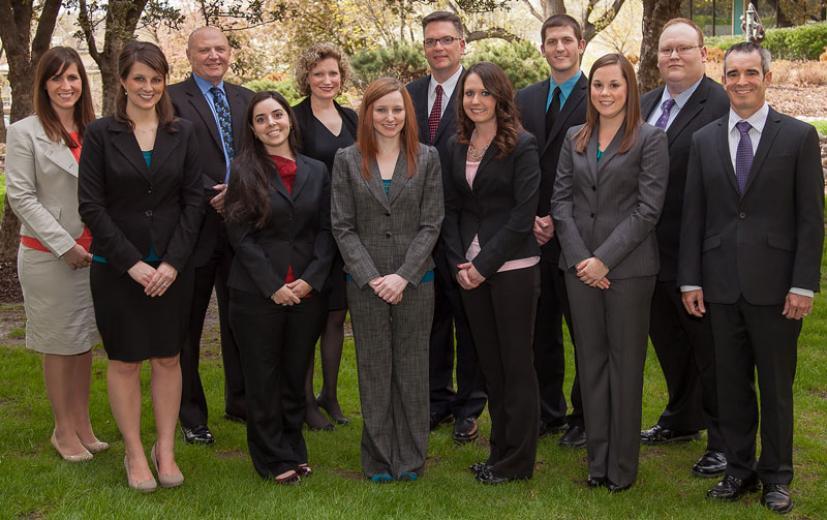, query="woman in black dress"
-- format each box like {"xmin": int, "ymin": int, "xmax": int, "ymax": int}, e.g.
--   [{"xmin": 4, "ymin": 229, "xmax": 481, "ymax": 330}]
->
[
  {"xmin": 225, "ymin": 91, "xmax": 335, "ymax": 483},
  {"xmin": 78, "ymin": 41, "xmax": 204, "ymax": 491},
  {"xmin": 293, "ymin": 43, "xmax": 358, "ymax": 430}
]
